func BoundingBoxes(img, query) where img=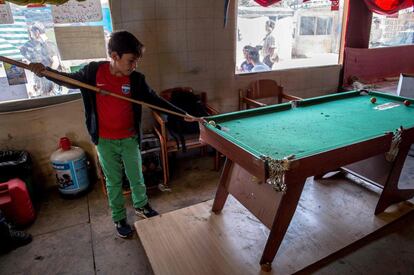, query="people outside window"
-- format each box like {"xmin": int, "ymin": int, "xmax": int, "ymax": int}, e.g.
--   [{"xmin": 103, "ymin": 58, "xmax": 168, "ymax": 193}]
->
[
  {"xmin": 239, "ymin": 45, "xmax": 254, "ymax": 73},
  {"xmin": 28, "ymin": 31, "xmax": 199, "ymax": 238},
  {"xmin": 260, "ymin": 20, "xmax": 279, "ymax": 69},
  {"xmin": 247, "ymin": 47, "xmax": 270, "ymax": 72},
  {"xmin": 20, "ymin": 22, "xmax": 62, "ymax": 97}
]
